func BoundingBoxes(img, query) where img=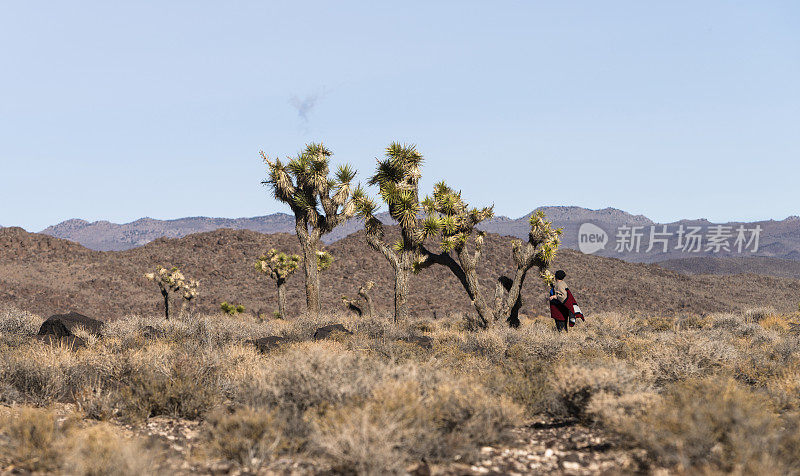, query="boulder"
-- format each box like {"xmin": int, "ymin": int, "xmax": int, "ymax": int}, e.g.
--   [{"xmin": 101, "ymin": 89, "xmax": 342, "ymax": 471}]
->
[
  {"xmin": 399, "ymin": 335, "xmax": 434, "ymax": 350},
  {"xmin": 313, "ymin": 324, "xmax": 353, "ymax": 340},
  {"xmin": 35, "ymin": 334, "xmax": 87, "ymax": 350},
  {"xmin": 38, "ymin": 312, "xmax": 103, "ymax": 337},
  {"xmin": 246, "ymin": 336, "xmax": 286, "ymax": 353}
]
